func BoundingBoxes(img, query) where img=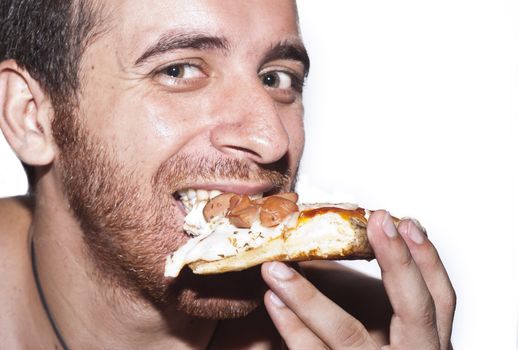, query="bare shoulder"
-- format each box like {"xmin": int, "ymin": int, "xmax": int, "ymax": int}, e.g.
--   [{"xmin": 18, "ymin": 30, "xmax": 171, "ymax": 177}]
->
[{"xmin": 299, "ymin": 260, "xmax": 392, "ymax": 340}]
